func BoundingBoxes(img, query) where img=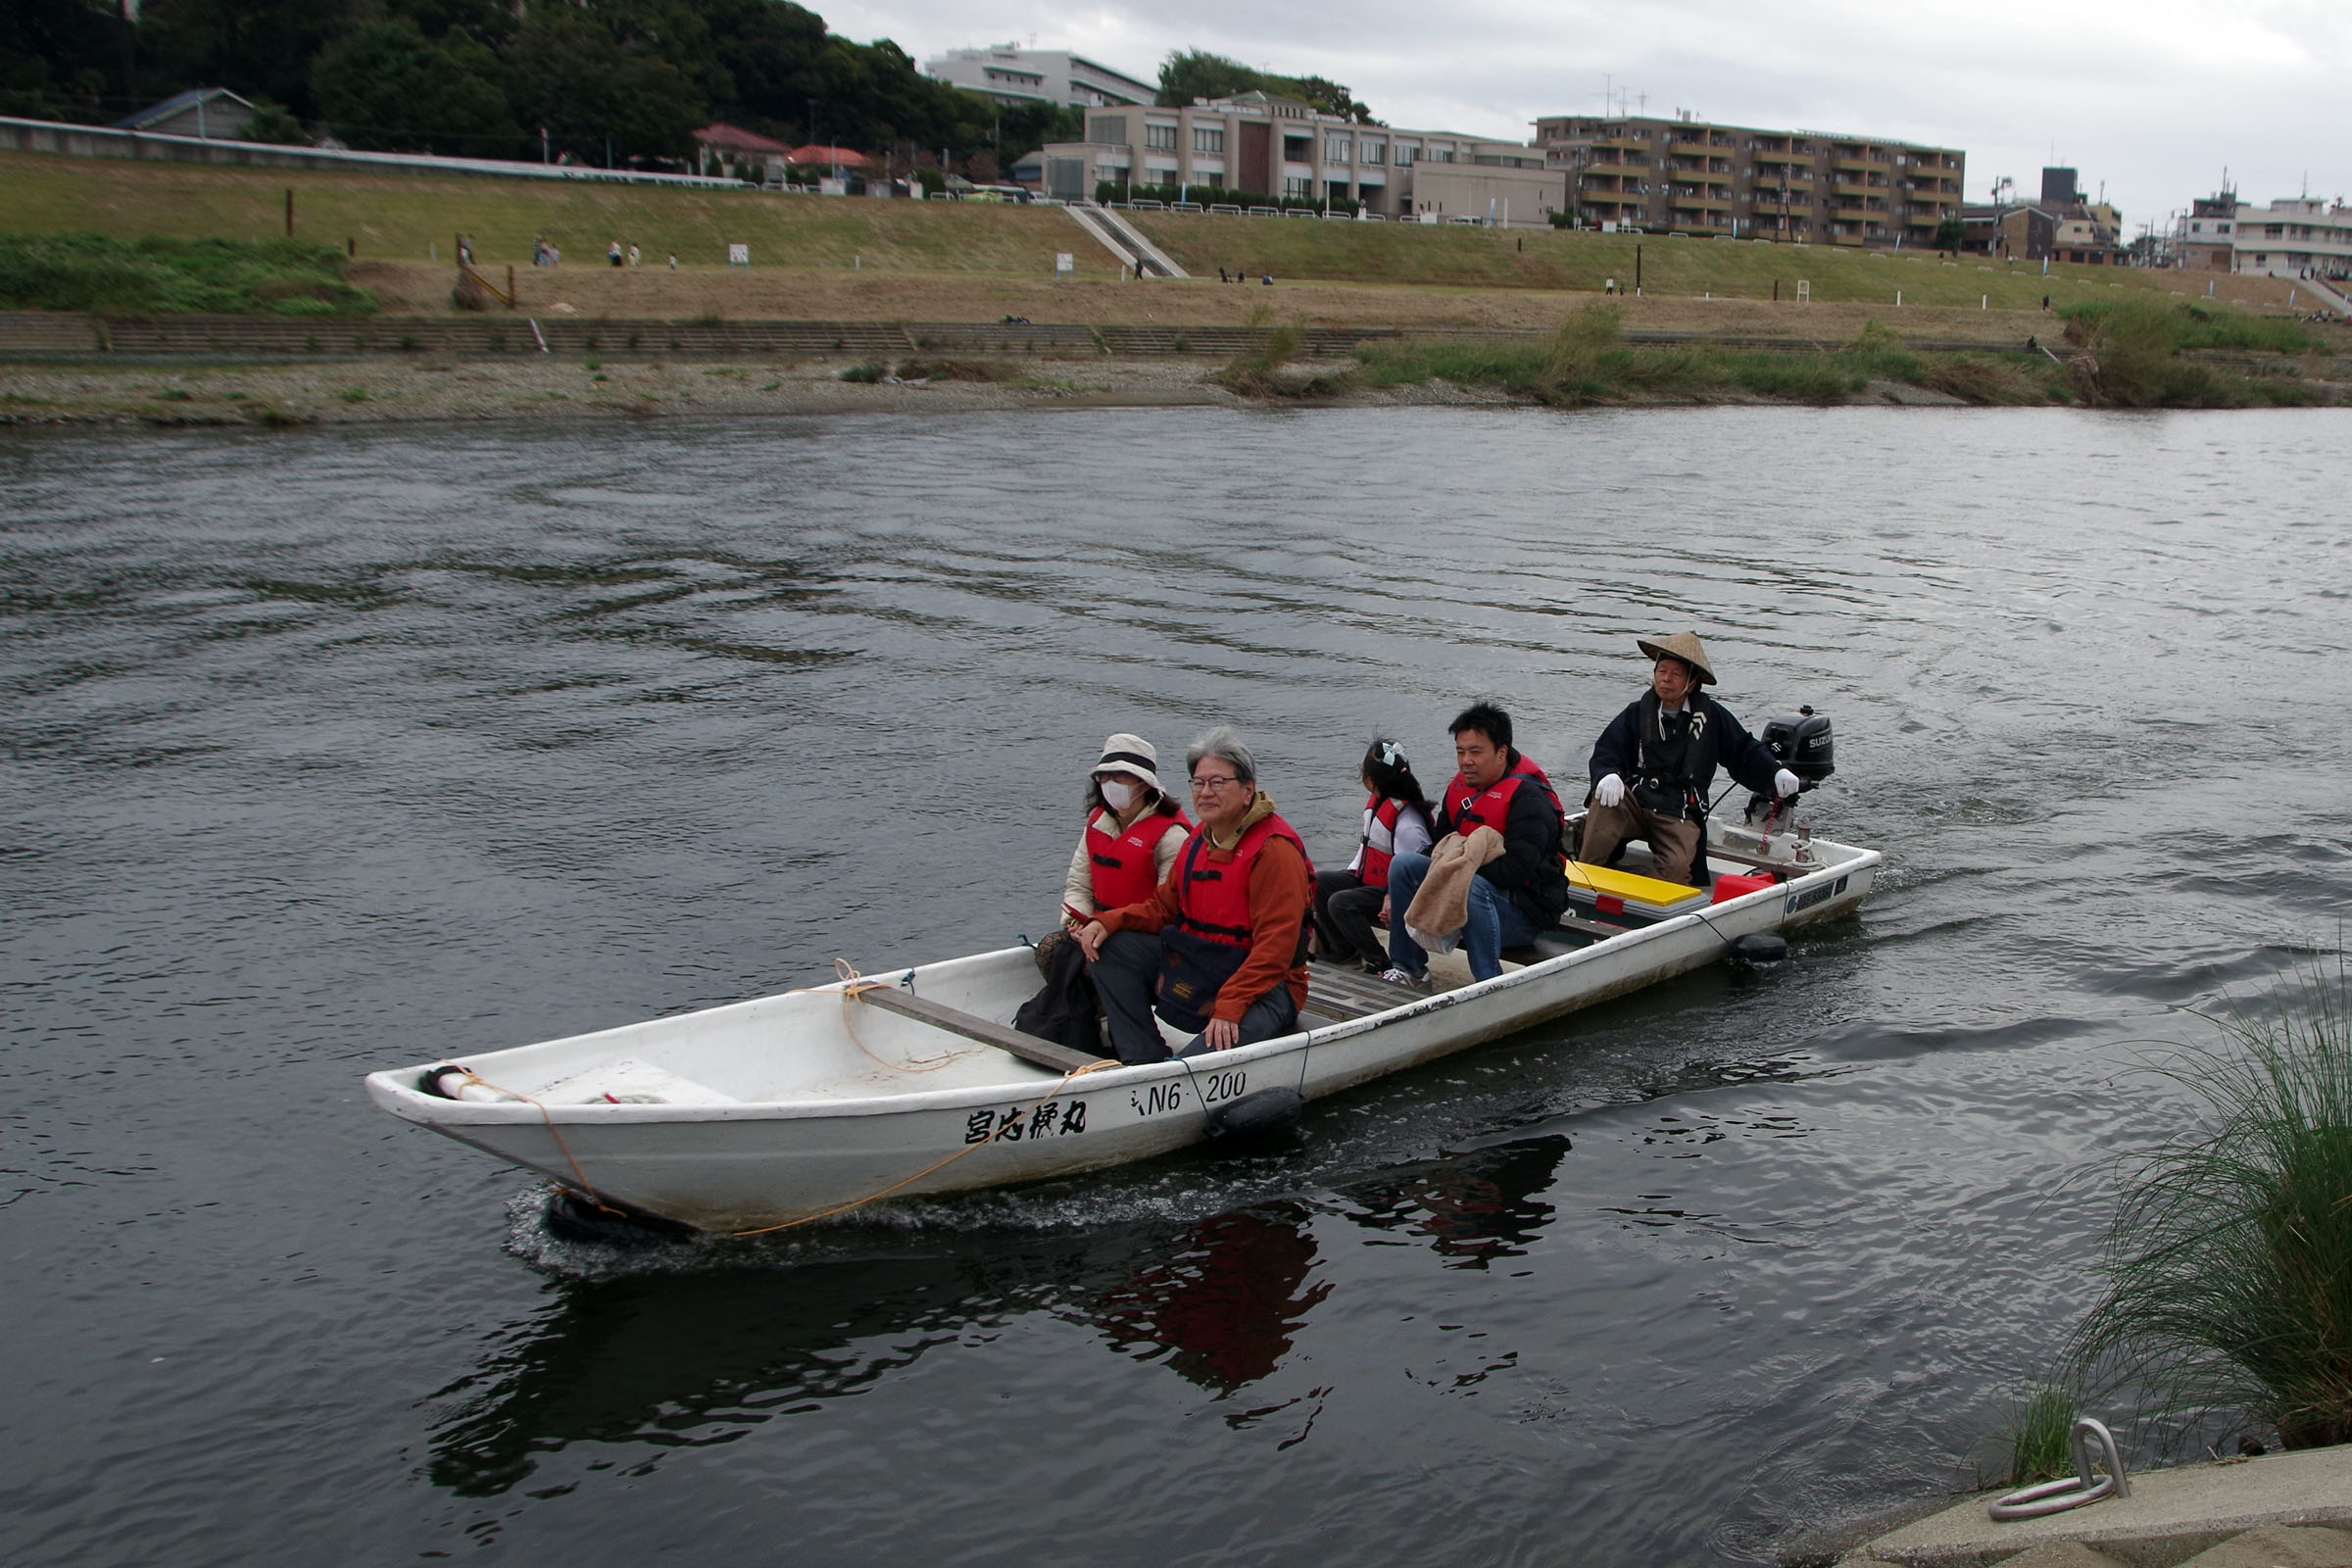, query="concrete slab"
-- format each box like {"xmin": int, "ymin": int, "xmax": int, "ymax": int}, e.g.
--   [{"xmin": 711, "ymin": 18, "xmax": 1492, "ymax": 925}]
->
[
  {"xmin": 1995, "ymin": 1544, "xmax": 2132, "ymax": 1568},
  {"xmin": 2177, "ymin": 1523, "xmax": 2352, "ymax": 1568},
  {"xmin": 1845, "ymin": 1445, "xmax": 2352, "ymax": 1568}
]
